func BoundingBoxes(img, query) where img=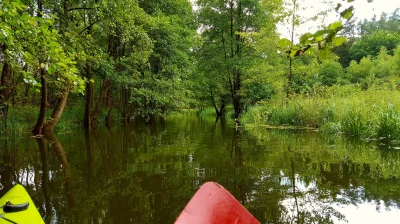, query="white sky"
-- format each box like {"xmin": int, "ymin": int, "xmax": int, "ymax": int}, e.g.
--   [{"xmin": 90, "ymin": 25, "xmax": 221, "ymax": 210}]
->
[
  {"xmin": 190, "ymin": 0, "xmax": 400, "ymax": 39},
  {"xmin": 278, "ymin": 0, "xmax": 400, "ymax": 39}
]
